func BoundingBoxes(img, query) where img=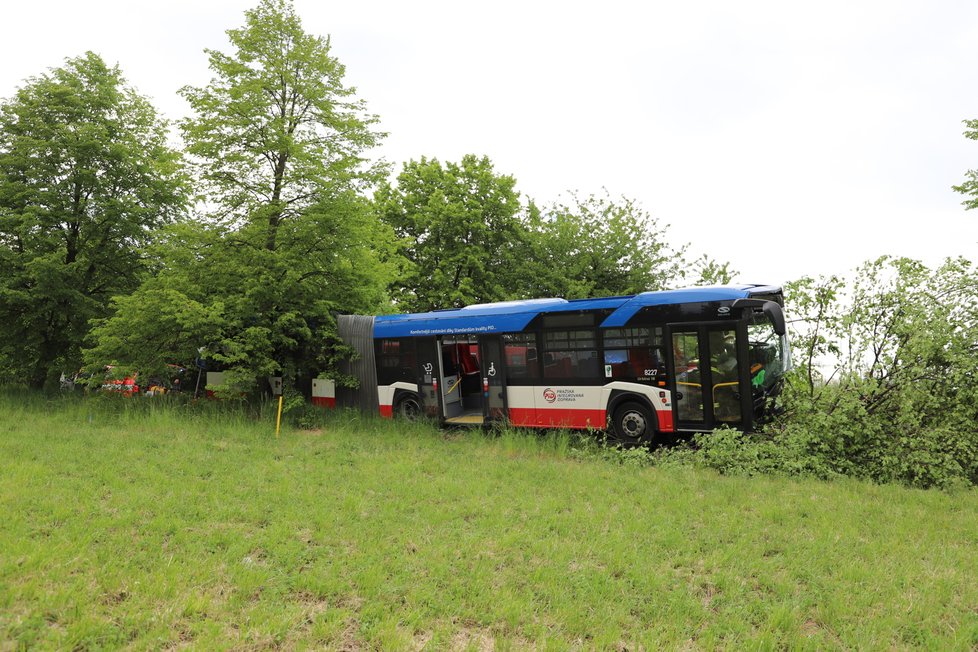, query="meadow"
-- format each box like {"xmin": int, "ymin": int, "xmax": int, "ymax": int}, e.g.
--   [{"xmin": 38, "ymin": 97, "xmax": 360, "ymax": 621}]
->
[{"xmin": 1, "ymin": 393, "xmax": 977, "ymax": 650}]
